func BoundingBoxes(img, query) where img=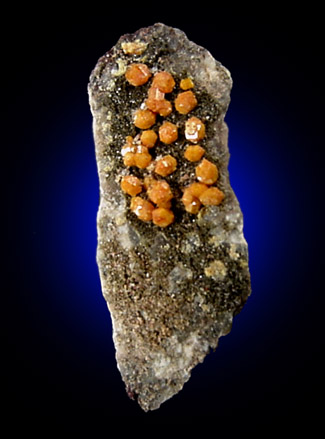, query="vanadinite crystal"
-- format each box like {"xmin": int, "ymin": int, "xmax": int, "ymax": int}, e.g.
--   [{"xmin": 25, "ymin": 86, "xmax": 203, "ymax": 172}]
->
[{"xmin": 88, "ymin": 23, "xmax": 251, "ymax": 411}]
